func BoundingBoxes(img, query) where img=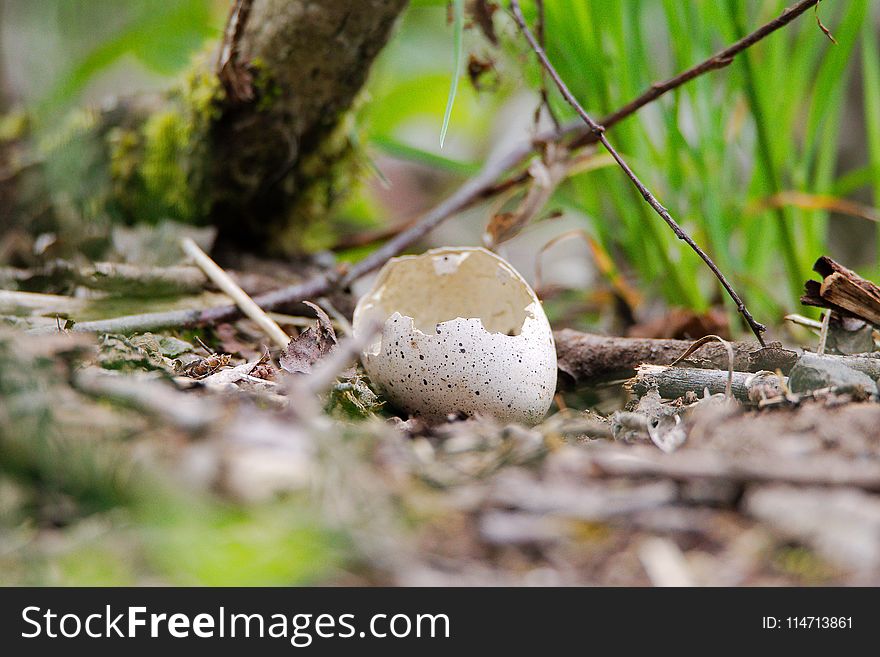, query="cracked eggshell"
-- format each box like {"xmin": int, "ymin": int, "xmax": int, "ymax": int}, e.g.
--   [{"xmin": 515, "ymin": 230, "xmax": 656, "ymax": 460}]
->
[{"xmin": 353, "ymin": 247, "xmax": 557, "ymax": 425}]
